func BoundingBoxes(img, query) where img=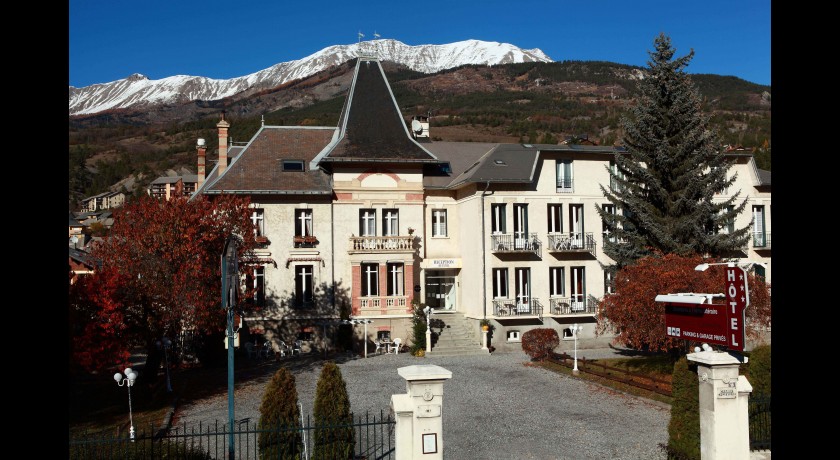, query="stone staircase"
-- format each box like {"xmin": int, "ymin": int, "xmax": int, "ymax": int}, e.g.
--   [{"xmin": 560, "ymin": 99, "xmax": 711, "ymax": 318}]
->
[{"xmin": 425, "ymin": 312, "xmax": 489, "ymax": 357}]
